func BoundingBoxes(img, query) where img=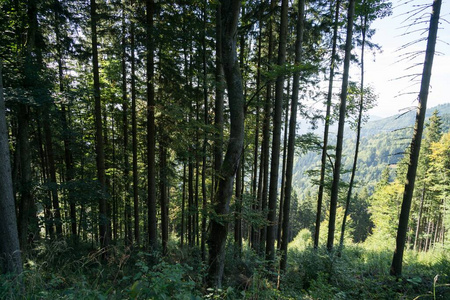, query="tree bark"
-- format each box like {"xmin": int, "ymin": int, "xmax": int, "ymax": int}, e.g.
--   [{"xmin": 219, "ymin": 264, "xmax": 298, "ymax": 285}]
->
[
  {"xmin": 0, "ymin": 59, "xmax": 23, "ymax": 276},
  {"xmin": 327, "ymin": 0, "xmax": 355, "ymax": 252},
  {"xmin": 207, "ymin": 0, "xmax": 244, "ymax": 288},
  {"xmin": 390, "ymin": 0, "xmax": 441, "ymax": 277}
]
